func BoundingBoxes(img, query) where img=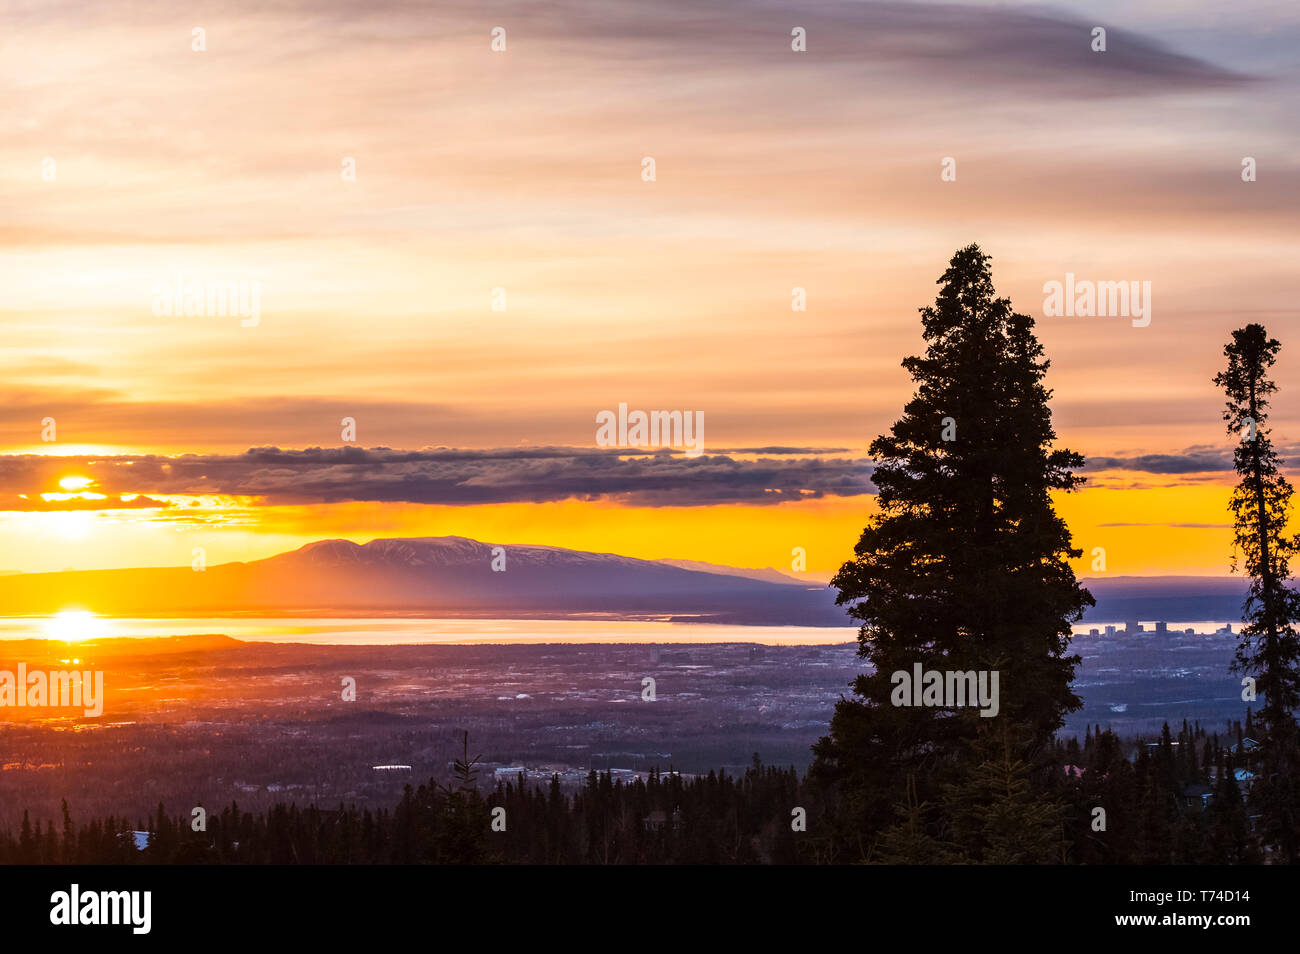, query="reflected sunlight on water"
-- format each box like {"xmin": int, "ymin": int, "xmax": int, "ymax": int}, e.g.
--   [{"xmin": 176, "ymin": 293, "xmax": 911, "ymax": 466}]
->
[{"xmin": 0, "ymin": 616, "xmax": 855, "ymax": 646}]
